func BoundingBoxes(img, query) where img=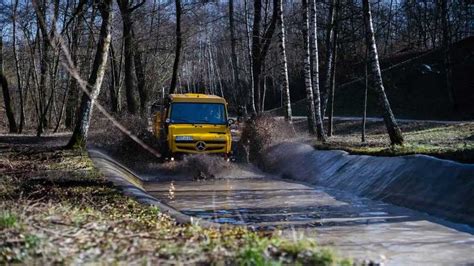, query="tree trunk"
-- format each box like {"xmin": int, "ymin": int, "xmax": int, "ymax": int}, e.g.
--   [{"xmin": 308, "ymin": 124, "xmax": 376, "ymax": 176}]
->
[
  {"xmin": 321, "ymin": 0, "xmax": 337, "ymax": 117},
  {"xmin": 0, "ymin": 36, "xmax": 18, "ymax": 133},
  {"xmin": 362, "ymin": 47, "xmax": 368, "ymax": 143},
  {"xmin": 302, "ymin": 0, "xmax": 317, "ymax": 135},
  {"xmin": 133, "ymin": 32, "xmax": 147, "ymax": 113},
  {"xmin": 65, "ymin": 4, "xmax": 85, "ymax": 129},
  {"xmin": 109, "ymin": 42, "xmax": 120, "ymax": 113},
  {"xmin": 276, "ymin": 0, "xmax": 292, "ymax": 122},
  {"xmin": 243, "ymin": 0, "xmax": 255, "ymax": 114},
  {"xmin": 309, "ymin": 0, "xmax": 326, "ymax": 141},
  {"xmin": 229, "ymin": 0, "xmax": 241, "ymax": 103},
  {"xmin": 251, "ymin": 0, "xmax": 277, "ymax": 115},
  {"xmin": 440, "ymin": 0, "xmax": 455, "ymax": 110},
  {"xmin": 118, "ymin": 0, "xmax": 138, "ymax": 114},
  {"xmin": 363, "ymin": 0, "xmax": 403, "ymax": 145},
  {"xmin": 327, "ymin": 24, "xmax": 338, "ymax": 136},
  {"xmin": 33, "ymin": 0, "xmax": 59, "ymax": 136},
  {"xmin": 169, "ymin": 0, "xmax": 182, "ymax": 95},
  {"xmin": 251, "ymin": 0, "xmax": 262, "ymax": 114},
  {"xmin": 383, "ymin": 0, "xmax": 393, "ymax": 55},
  {"xmin": 12, "ymin": 0, "xmax": 25, "ymax": 133},
  {"xmin": 67, "ymin": 0, "xmax": 113, "ymax": 148},
  {"xmin": 35, "ymin": 0, "xmax": 50, "ymax": 136}
]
